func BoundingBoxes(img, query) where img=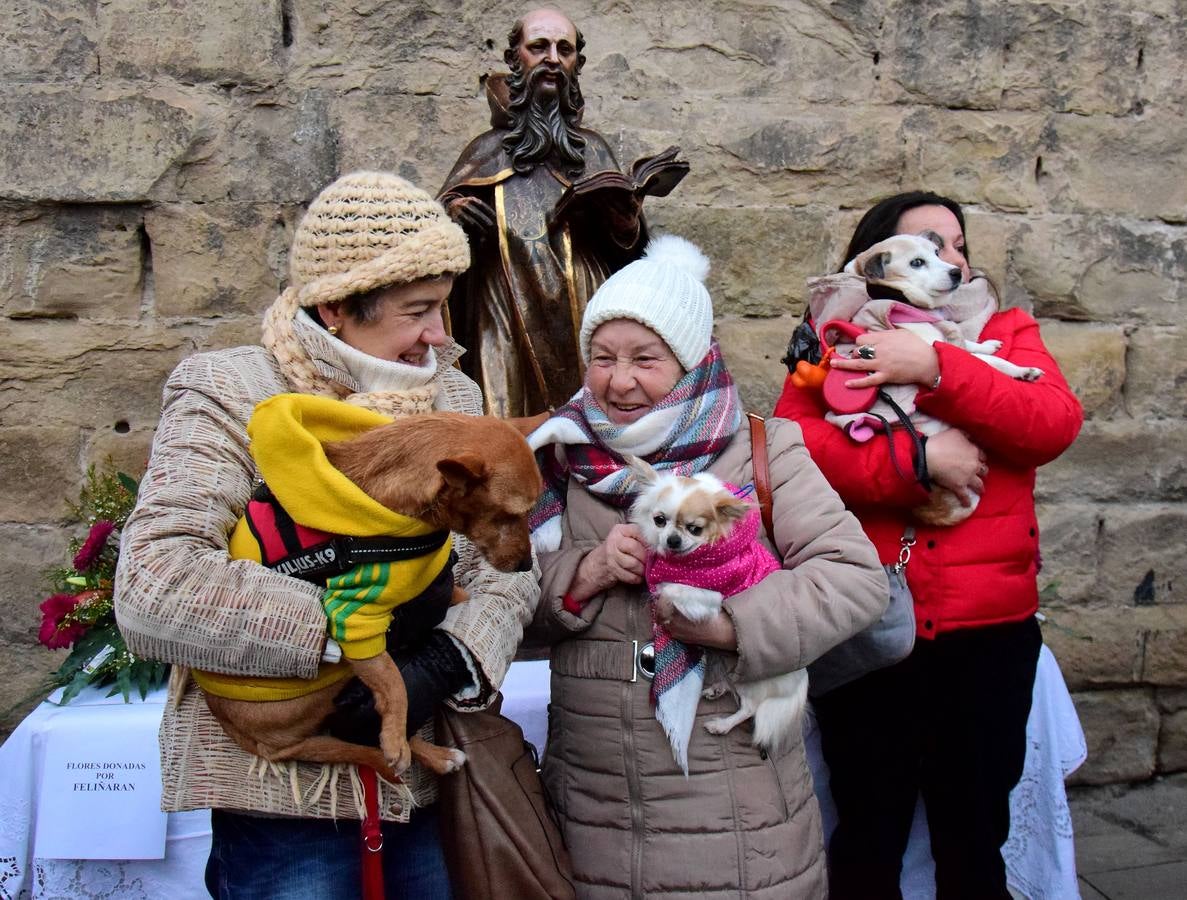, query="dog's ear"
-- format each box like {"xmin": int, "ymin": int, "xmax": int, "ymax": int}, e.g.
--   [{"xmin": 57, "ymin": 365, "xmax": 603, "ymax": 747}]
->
[
  {"xmin": 857, "ymin": 250, "xmax": 888, "ymax": 281},
  {"xmin": 504, "ymin": 411, "xmax": 551, "ymax": 437},
  {"xmin": 919, "ymin": 229, "xmax": 944, "ymax": 251},
  {"xmin": 437, "ymin": 452, "xmax": 487, "ymax": 493},
  {"xmin": 625, "ymin": 454, "xmax": 658, "ymax": 487},
  {"xmin": 714, "ymin": 494, "xmax": 753, "ymax": 523}
]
